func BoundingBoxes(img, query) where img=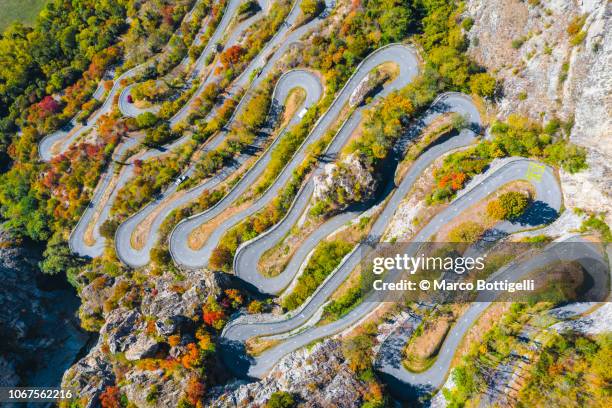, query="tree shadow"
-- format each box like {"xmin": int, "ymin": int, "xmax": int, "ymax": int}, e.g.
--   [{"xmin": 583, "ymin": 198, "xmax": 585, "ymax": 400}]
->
[
  {"xmin": 376, "ymin": 371, "xmax": 436, "ymax": 407},
  {"xmin": 514, "ymin": 200, "xmax": 559, "ymax": 227}
]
